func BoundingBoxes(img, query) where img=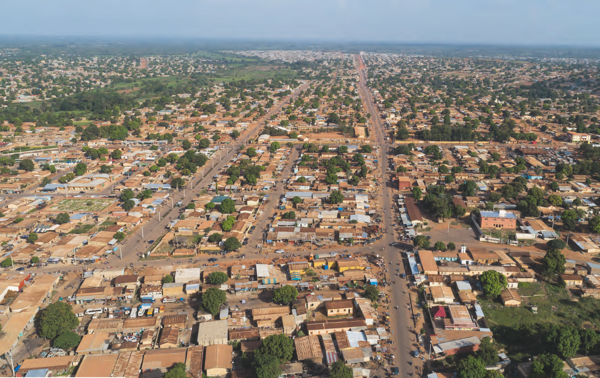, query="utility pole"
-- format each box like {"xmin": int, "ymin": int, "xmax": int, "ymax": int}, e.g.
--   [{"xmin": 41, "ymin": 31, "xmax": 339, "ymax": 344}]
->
[{"xmin": 120, "ymin": 245, "xmax": 122, "ymax": 260}]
